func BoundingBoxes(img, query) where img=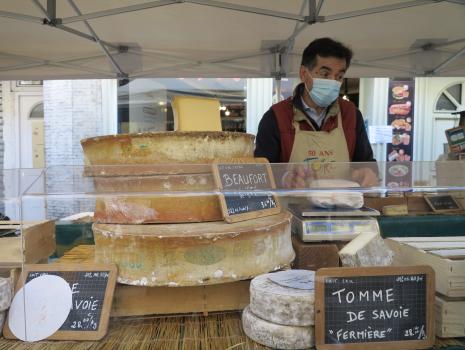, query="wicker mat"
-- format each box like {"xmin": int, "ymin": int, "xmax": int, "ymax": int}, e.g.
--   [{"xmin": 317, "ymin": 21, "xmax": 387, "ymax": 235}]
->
[{"xmin": 1, "ymin": 312, "xmax": 464, "ymax": 350}]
